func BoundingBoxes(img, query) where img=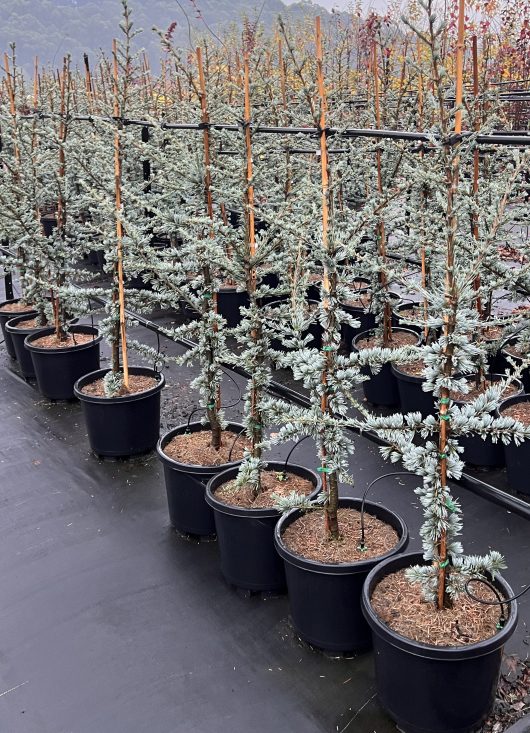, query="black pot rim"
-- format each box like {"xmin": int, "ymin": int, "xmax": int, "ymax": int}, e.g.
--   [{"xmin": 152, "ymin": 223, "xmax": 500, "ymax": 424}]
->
[
  {"xmin": 353, "ymin": 326, "xmax": 422, "ymax": 351},
  {"xmin": 205, "ymin": 461, "xmax": 321, "ymax": 519},
  {"xmin": 362, "ymin": 550, "xmax": 518, "ymax": 660},
  {"xmin": 274, "ymin": 497, "xmax": 408, "ymax": 575},
  {"xmin": 497, "ymin": 391, "xmax": 530, "ymax": 417},
  {"xmin": 157, "ymin": 421, "xmax": 246, "ymax": 474},
  {"xmin": 5, "ymin": 313, "xmax": 48, "ymax": 335},
  {"xmin": 74, "ymin": 366, "xmax": 165, "ymax": 404},
  {"xmin": 25, "ymin": 325, "xmax": 102, "ymax": 354},
  {"xmin": 0, "ymin": 299, "xmax": 37, "ymax": 317}
]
